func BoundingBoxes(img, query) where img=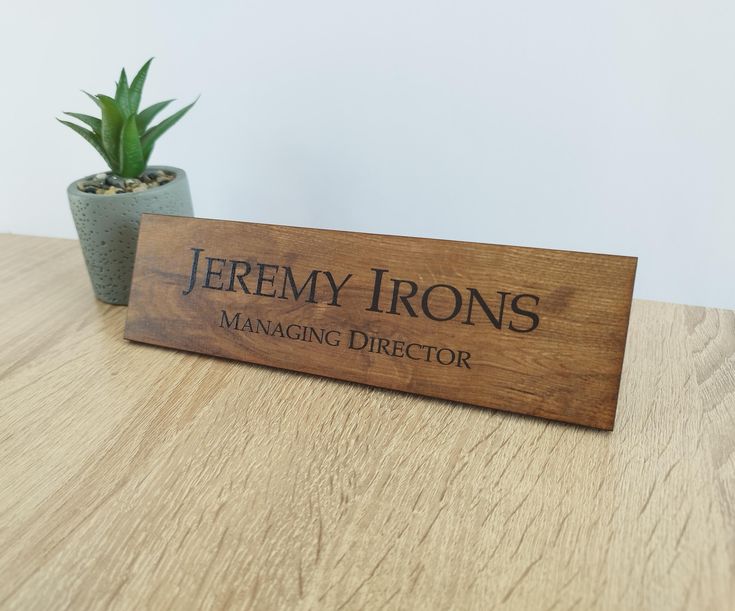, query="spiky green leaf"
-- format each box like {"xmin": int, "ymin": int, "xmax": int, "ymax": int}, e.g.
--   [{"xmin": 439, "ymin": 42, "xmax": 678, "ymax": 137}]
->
[
  {"xmin": 84, "ymin": 90, "xmax": 102, "ymax": 108},
  {"xmin": 97, "ymin": 94, "xmax": 124, "ymax": 172},
  {"xmin": 63, "ymin": 112, "xmax": 101, "ymax": 134},
  {"xmin": 135, "ymin": 99, "xmax": 173, "ymax": 133},
  {"xmin": 128, "ymin": 58, "xmax": 153, "ymax": 113},
  {"xmin": 141, "ymin": 97, "xmax": 198, "ymax": 164},
  {"xmin": 115, "ymin": 69, "xmax": 131, "ymax": 117},
  {"xmin": 119, "ymin": 115, "xmax": 145, "ymax": 178},
  {"xmin": 57, "ymin": 119, "xmax": 113, "ymax": 168}
]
